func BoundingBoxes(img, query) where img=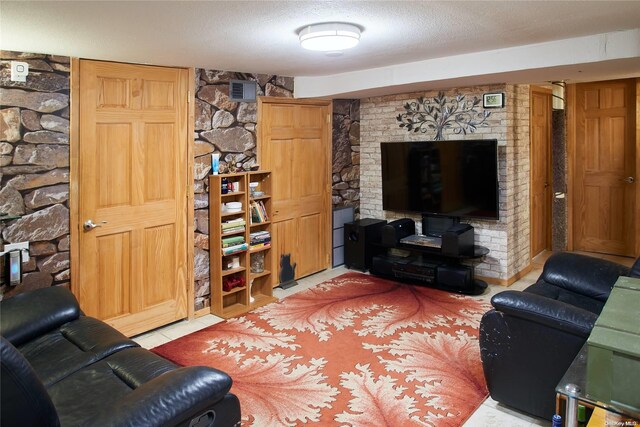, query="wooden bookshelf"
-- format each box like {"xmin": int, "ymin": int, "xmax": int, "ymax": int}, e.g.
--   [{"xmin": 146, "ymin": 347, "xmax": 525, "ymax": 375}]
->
[
  {"xmin": 248, "ymin": 171, "xmax": 276, "ymax": 304},
  {"xmin": 209, "ymin": 171, "xmax": 276, "ymax": 318}
]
